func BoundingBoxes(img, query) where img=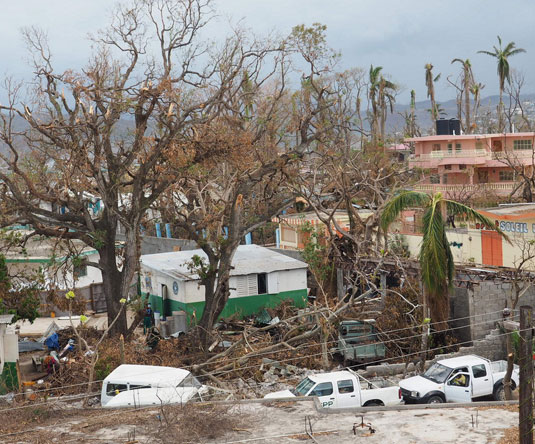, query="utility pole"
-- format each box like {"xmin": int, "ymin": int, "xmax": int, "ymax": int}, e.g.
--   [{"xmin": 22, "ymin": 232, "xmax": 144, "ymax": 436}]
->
[{"xmin": 519, "ymin": 305, "xmax": 533, "ymax": 444}]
